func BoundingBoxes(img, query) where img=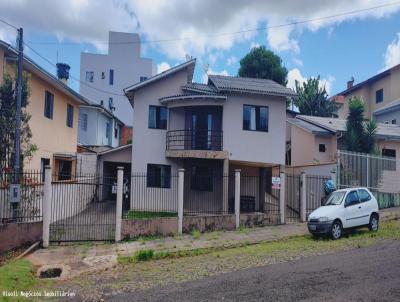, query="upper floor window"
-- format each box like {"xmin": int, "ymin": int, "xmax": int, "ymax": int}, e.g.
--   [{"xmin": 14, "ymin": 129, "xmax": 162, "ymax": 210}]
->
[
  {"xmin": 392, "ymin": 119, "xmax": 397, "ymax": 125},
  {"xmin": 109, "ymin": 98, "xmax": 114, "ymax": 111},
  {"xmin": 80, "ymin": 113, "xmax": 88, "ymax": 131},
  {"xmin": 148, "ymin": 105, "xmax": 167, "ymax": 129},
  {"xmin": 140, "ymin": 76, "xmax": 148, "ymax": 82},
  {"xmin": 109, "ymin": 69, "xmax": 114, "ymax": 85},
  {"xmin": 243, "ymin": 105, "xmax": 268, "ymax": 132},
  {"xmin": 114, "ymin": 125, "xmax": 118, "ymax": 139},
  {"xmin": 66, "ymin": 104, "xmax": 74, "ymax": 128},
  {"xmin": 106, "ymin": 122, "xmax": 110, "ymax": 139},
  {"xmin": 376, "ymin": 89, "xmax": 383, "ymax": 104},
  {"xmin": 101, "ymin": 72, "xmax": 105, "ymax": 79},
  {"xmin": 44, "ymin": 91, "xmax": 54, "ymax": 119},
  {"xmin": 85, "ymin": 71, "xmax": 94, "ymax": 82},
  {"xmin": 319, "ymin": 144, "xmax": 326, "ymax": 152},
  {"xmin": 146, "ymin": 164, "xmax": 171, "ymax": 188}
]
